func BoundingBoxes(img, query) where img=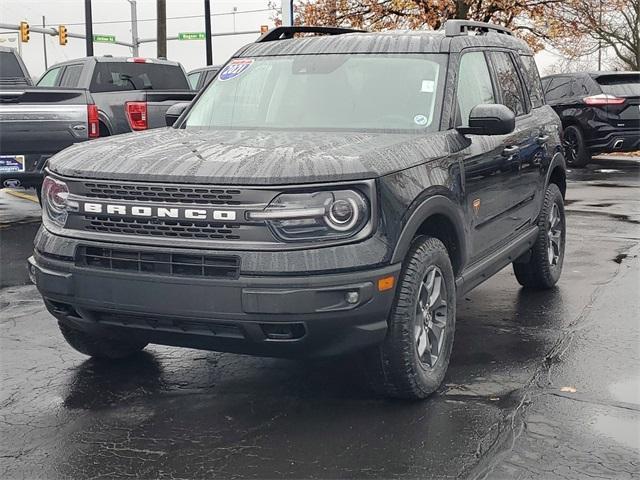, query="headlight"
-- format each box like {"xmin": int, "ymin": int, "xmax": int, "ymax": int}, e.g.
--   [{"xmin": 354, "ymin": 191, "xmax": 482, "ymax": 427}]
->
[
  {"xmin": 41, "ymin": 176, "xmax": 75, "ymax": 227},
  {"xmin": 248, "ymin": 189, "xmax": 370, "ymax": 242}
]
